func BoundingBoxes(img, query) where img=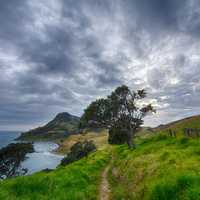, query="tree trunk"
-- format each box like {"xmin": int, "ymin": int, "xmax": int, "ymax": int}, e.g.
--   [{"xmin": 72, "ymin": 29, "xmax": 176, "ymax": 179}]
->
[{"xmin": 127, "ymin": 130, "xmax": 135, "ymax": 149}]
